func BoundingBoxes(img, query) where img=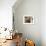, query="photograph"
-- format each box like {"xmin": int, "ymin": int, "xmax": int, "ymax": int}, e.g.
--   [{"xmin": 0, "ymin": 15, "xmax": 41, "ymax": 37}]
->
[{"xmin": 23, "ymin": 15, "xmax": 34, "ymax": 24}]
